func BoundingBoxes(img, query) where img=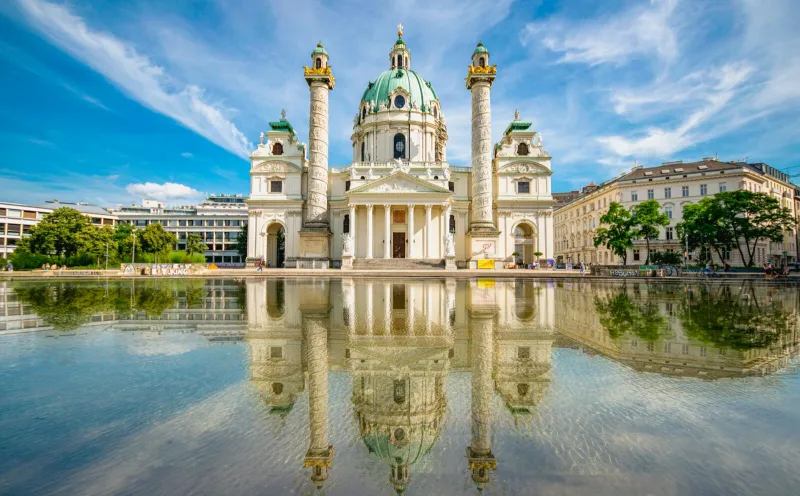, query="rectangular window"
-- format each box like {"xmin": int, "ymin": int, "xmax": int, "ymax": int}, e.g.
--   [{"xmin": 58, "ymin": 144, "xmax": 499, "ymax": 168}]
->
[
  {"xmin": 23, "ymin": 211, "xmax": 37, "ymax": 220},
  {"xmin": 647, "ymin": 189, "xmax": 654, "ymax": 200},
  {"xmin": 215, "ymin": 220, "xmax": 223, "ymax": 227},
  {"xmin": 700, "ymin": 184, "xmax": 708, "ymax": 196},
  {"xmin": 0, "ymin": 208, "xmax": 6, "ymax": 216},
  {"xmin": 664, "ymin": 342, "xmax": 671, "ymax": 353},
  {"xmin": 517, "ymin": 347, "xmax": 530, "ymax": 359},
  {"xmin": 723, "ymin": 249, "xmax": 731, "ymax": 260},
  {"xmin": 448, "ymin": 181, "xmax": 455, "ymax": 192},
  {"xmin": 7, "ymin": 209, "xmax": 21, "ymax": 219},
  {"xmin": 682, "ymin": 344, "xmax": 690, "ymax": 355},
  {"xmin": 664, "ymin": 187, "xmax": 671, "ymax": 199},
  {"xmin": 518, "ymin": 181, "xmax": 530, "ymax": 194},
  {"xmin": 719, "ymin": 182, "xmax": 726, "ymax": 193},
  {"xmin": 647, "ymin": 342, "xmax": 655, "ymax": 352},
  {"xmin": 700, "ymin": 346, "xmax": 707, "ymax": 357},
  {"xmin": 665, "ymin": 206, "xmax": 673, "ymax": 219},
  {"xmin": 206, "ymin": 220, "xmax": 215, "ymax": 227},
  {"xmin": 270, "ymin": 180, "xmax": 283, "ymax": 193},
  {"xmin": 345, "ymin": 180, "xmax": 351, "ymax": 191},
  {"xmin": 682, "ymin": 185, "xmax": 689, "ymax": 197},
  {"xmin": 666, "ymin": 227, "xmax": 674, "ymax": 240},
  {"xmin": 269, "ymin": 347, "xmax": 282, "ymax": 359},
  {"xmin": 179, "ymin": 220, "xmax": 187, "ymax": 227},
  {"xmin": 631, "ymin": 191, "xmax": 638, "ymax": 201},
  {"xmin": 633, "ymin": 249, "xmax": 640, "ymax": 261}
]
